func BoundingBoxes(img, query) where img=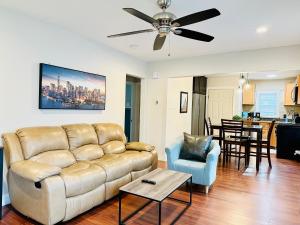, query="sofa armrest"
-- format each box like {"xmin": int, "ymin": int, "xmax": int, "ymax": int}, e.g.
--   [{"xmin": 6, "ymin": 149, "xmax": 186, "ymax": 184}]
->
[
  {"xmin": 11, "ymin": 160, "xmax": 61, "ymax": 183},
  {"xmin": 126, "ymin": 142, "xmax": 155, "ymax": 152},
  {"xmin": 165, "ymin": 141, "xmax": 183, "ymax": 170}
]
